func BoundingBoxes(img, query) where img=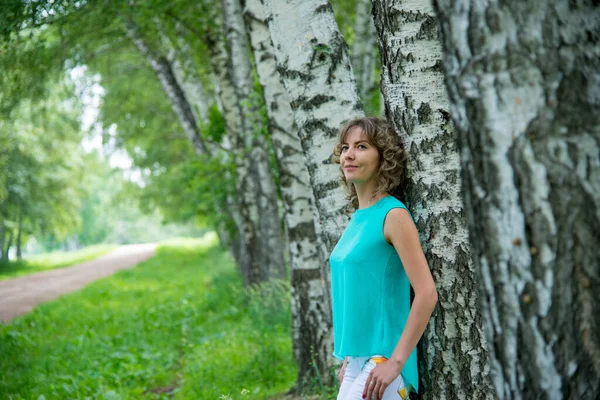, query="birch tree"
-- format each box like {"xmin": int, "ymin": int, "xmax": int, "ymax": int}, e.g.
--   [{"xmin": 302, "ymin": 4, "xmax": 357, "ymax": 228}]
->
[
  {"xmin": 371, "ymin": 1, "xmax": 495, "ymax": 398},
  {"xmin": 261, "ymin": 0, "xmax": 365, "ymax": 383},
  {"xmin": 244, "ymin": 0, "xmax": 332, "ymax": 387},
  {"xmin": 221, "ymin": 0, "xmax": 286, "ymax": 283},
  {"xmin": 261, "ymin": 0, "xmax": 363, "ymax": 251},
  {"xmin": 433, "ymin": 1, "xmax": 600, "ymax": 398},
  {"xmin": 124, "ymin": 20, "xmax": 208, "ymax": 157}
]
